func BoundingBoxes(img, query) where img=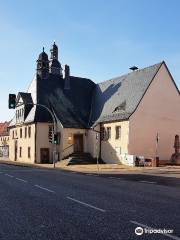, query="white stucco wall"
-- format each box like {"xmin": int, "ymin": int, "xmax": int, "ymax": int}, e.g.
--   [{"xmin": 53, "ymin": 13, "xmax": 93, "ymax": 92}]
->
[
  {"xmin": 86, "ymin": 125, "xmax": 100, "ymax": 158},
  {"xmin": 100, "ymin": 121, "xmax": 129, "ymax": 163},
  {"xmin": 129, "ymin": 63, "xmax": 180, "ymax": 160},
  {"xmin": 9, "ymin": 124, "xmax": 36, "ymax": 163},
  {"xmin": 36, "ymin": 123, "xmax": 54, "ymax": 163},
  {"xmin": 62, "ymin": 128, "xmax": 87, "ymax": 158}
]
